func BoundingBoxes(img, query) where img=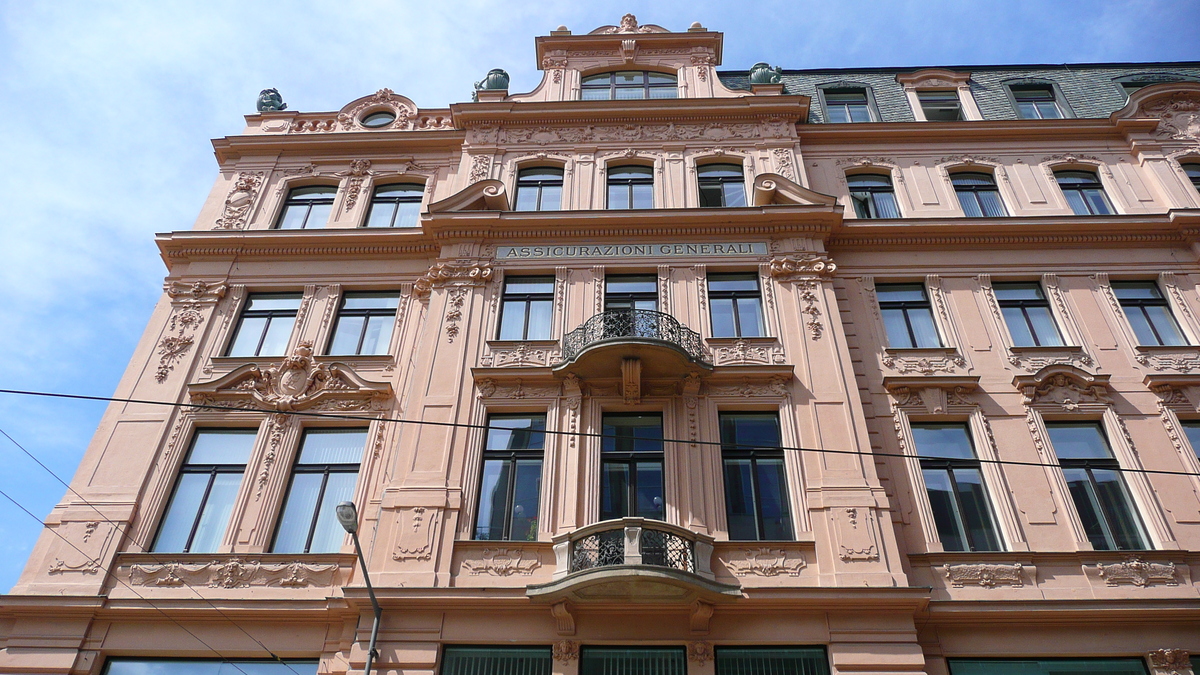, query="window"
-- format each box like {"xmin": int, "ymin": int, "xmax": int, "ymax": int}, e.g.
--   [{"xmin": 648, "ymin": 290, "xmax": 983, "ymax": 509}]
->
[
  {"xmin": 993, "ymin": 282, "xmax": 1064, "ymax": 347},
  {"xmin": 226, "ymin": 293, "xmax": 302, "ymax": 357},
  {"xmin": 698, "ymin": 164, "xmax": 747, "ymax": 208},
  {"xmin": 605, "ymin": 275, "xmax": 658, "ymax": 311},
  {"xmin": 950, "ymin": 658, "xmax": 1150, "ymax": 675},
  {"xmin": 1183, "ymin": 163, "xmax": 1200, "ymax": 193},
  {"xmin": 364, "ymin": 184, "xmax": 422, "ymax": 228},
  {"xmin": 721, "ymin": 413, "xmax": 793, "ymax": 540},
  {"xmin": 328, "ymin": 292, "xmax": 400, "ymax": 355},
  {"xmin": 1045, "ymin": 423, "xmax": 1148, "ymax": 551},
  {"xmin": 911, "ymin": 424, "xmax": 1002, "ymax": 552},
  {"xmin": 361, "ymin": 110, "xmax": 396, "ymax": 128},
  {"xmin": 276, "ymin": 185, "xmax": 335, "ymax": 229},
  {"xmin": 153, "ymin": 429, "xmax": 255, "ymax": 553},
  {"xmin": 105, "ymin": 659, "xmax": 318, "ymax": 675},
  {"xmin": 715, "ymin": 648, "xmax": 829, "ymax": 675},
  {"xmin": 823, "ymin": 88, "xmax": 872, "ymax": 123},
  {"xmin": 918, "ymin": 90, "xmax": 963, "ymax": 121},
  {"xmin": 272, "ymin": 428, "xmax": 367, "ymax": 553},
  {"xmin": 708, "ymin": 273, "xmax": 765, "ymax": 338},
  {"xmin": 1111, "ymin": 281, "xmax": 1188, "ymax": 346},
  {"xmin": 1011, "ymin": 84, "xmax": 1063, "ymax": 119},
  {"xmin": 848, "ymin": 174, "xmax": 900, "ymax": 219},
  {"xmin": 581, "ymin": 648, "xmax": 686, "ymax": 675},
  {"xmin": 607, "ymin": 166, "xmax": 654, "ymax": 209},
  {"xmin": 475, "ymin": 414, "xmax": 545, "ymax": 541},
  {"xmin": 1182, "ymin": 422, "xmax": 1200, "ymax": 460},
  {"xmin": 580, "ymin": 71, "xmax": 677, "ymax": 100},
  {"xmin": 497, "ymin": 276, "xmax": 555, "ymax": 340},
  {"xmin": 600, "ymin": 413, "xmax": 664, "ymax": 521},
  {"xmin": 1054, "ymin": 170, "xmax": 1114, "ymax": 215},
  {"xmin": 876, "ymin": 283, "xmax": 941, "ymax": 348},
  {"xmin": 442, "ymin": 647, "xmax": 552, "ymax": 675},
  {"xmin": 514, "ymin": 168, "xmax": 563, "ymax": 212},
  {"xmin": 952, "ymin": 172, "xmax": 1007, "ymax": 217}
]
